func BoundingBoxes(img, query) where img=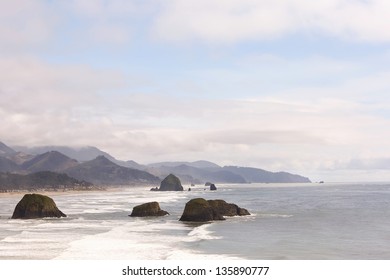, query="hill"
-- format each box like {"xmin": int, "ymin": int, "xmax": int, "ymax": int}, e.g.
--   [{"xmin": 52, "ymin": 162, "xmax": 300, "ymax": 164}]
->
[
  {"xmin": 0, "ymin": 156, "xmax": 21, "ymax": 173},
  {"xmin": 145, "ymin": 163, "xmax": 310, "ymax": 184},
  {"xmin": 146, "ymin": 164, "xmax": 246, "ymax": 184},
  {"xmin": 222, "ymin": 166, "xmax": 311, "ymax": 183},
  {"xmin": 148, "ymin": 160, "xmax": 220, "ymax": 169},
  {"xmin": 13, "ymin": 145, "xmax": 115, "ymax": 163},
  {"xmin": 4, "ymin": 141, "xmax": 312, "ymax": 184},
  {"xmin": 0, "ymin": 141, "xmax": 16, "ymax": 156},
  {"xmin": 21, "ymin": 151, "xmax": 79, "ymax": 172},
  {"xmin": 64, "ymin": 156, "xmax": 160, "ymax": 186},
  {"xmin": 0, "ymin": 171, "xmax": 93, "ymax": 191}
]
